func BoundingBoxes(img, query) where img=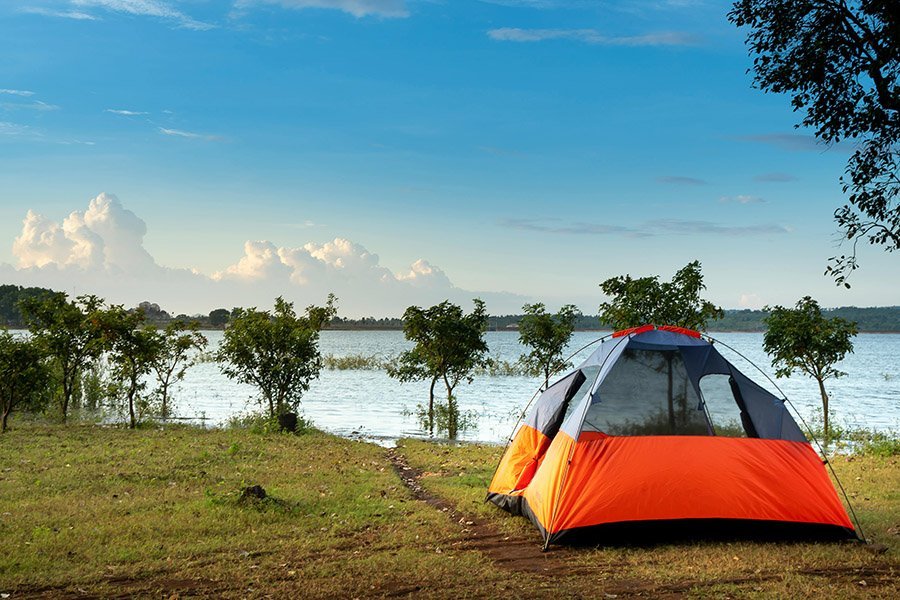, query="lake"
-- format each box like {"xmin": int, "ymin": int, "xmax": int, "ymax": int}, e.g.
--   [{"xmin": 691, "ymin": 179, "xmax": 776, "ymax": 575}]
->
[{"xmin": 167, "ymin": 330, "xmax": 900, "ymax": 444}]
